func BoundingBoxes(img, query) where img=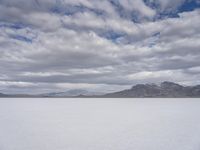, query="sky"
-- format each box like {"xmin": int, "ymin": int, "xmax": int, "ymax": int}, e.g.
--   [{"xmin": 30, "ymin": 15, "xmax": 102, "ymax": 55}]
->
[{"xmin": 0, "ymin": 0, "xmax": 200, "ymax": 94}]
